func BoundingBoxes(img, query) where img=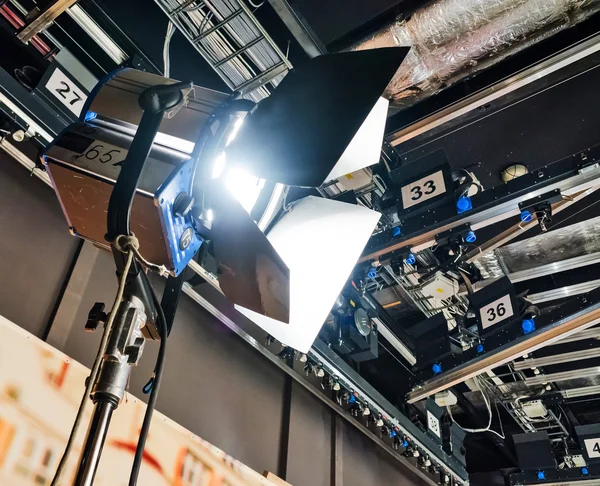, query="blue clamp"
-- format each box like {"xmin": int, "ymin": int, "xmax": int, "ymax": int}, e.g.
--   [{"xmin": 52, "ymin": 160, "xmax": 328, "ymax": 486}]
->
[
  {"xmin": 432, "ymin": 363, "xmax": 442, "ymax": 375},
  {"xmin": 582, "ymin": 467, "xmax": 589, "ymax": 476},
  {"xmin": 393, "ymin": 226, "xmax": 402, "ymax": 237},
  {"xmin": 476, "ymin": 343, "xmax": 484, "ymax": 354},
  {"xmin": 367, "ymin": 268, "xmax": 377, "ymax": 279},
  {"xmin": 456, "ymin": 196, "xmax": 472, "ymax": 214},
  {"xmin": 521, "ymin": 209, "xmax": 533, "ymax": 223},
  {"xmin": 405, "ymin": 253, "xmax": 416, "ymax": 265},
  {"xmin": 390, "ymin": 429, "xmax": 397, "ymax": 438},
  {"xmin": 402, "ymin": 439, "xmax": 409, "ymax": 448},
  {"xmin": 348, "ymin": 395, "xmax": 356, "ymax": 404},
  {"xmin": 465, "ymin": 230, "xmax": 477, "ymax": 243},
  {"xmin": 84, "ymin": 110, "xmax": 97, "ymax": 122},
  {"xmin": 537, "ymin": 471, "xmax": 545, "ymax": 480},
  {"xmin": 522, "ymin": 318, "xmax": 536, "ymax": 334}
]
